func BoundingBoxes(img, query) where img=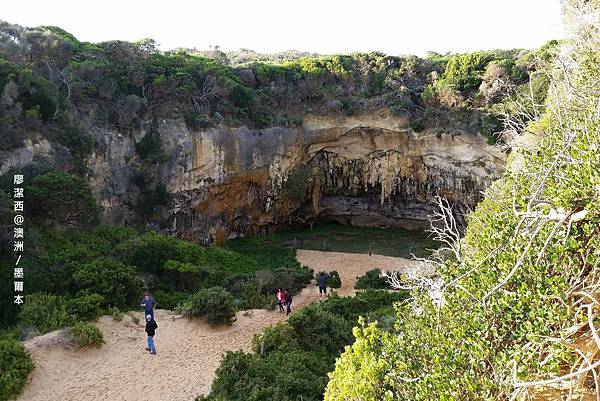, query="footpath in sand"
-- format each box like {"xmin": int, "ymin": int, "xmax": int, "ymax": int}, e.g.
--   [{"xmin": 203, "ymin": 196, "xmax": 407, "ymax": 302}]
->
[{"xmin": 19, "ymin": 250, "xmax": 416, "ymax": 401}]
